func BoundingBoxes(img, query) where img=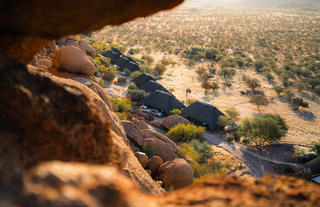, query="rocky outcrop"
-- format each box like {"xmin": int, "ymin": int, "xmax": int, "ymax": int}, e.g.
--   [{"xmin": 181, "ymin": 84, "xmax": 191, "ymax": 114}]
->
[
  {"xmin": 54, "ymin": 71, "xmax": 128, "ymax": 143},
  {"xmin": 159, "ymin": 158, "xmax": 193, "ymax": 189},
  {"xmin": 56, "ymin": 45, "xmax": 96, "ymax": 75},
  {"xmin": 112, "ymin": 131, "xmax": 162, "ymax": 194},
  {"xmin": 162, "ymin": 114, "xmax": 190, "ymax": 130},
  {"xmin": 22, "ymin": 161, "xmax": 153, "ymax": 207},
  {"xmin": 143, "ymin": 138, "xmax": 178, "ymax": 162},
  {"xmin": 0, "ymin": 0, "xmax": 184, "ymax": 63},
  {"xmin": 0, "ymin": 62, "xmax": 160, "ymax": 193},
  {"xmin": 0, "ymin": 62, "xmax": 120, "ymax": 187},
  {"xmin": 122, "ymin": 121, "xmax": 144, "ymax": 146},
  {"xmin": 2, "ymin": 162, "xmax": 319, "ymax": 207}
]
